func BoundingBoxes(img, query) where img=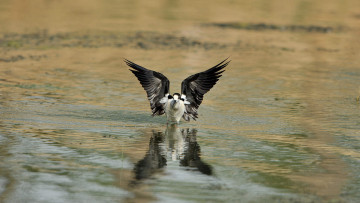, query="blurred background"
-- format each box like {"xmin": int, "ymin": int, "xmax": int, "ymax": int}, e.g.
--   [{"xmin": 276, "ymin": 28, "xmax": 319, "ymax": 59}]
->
[{"xmin": 1, "ymin": 0, "xmax": 360, "ymax": 202}]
